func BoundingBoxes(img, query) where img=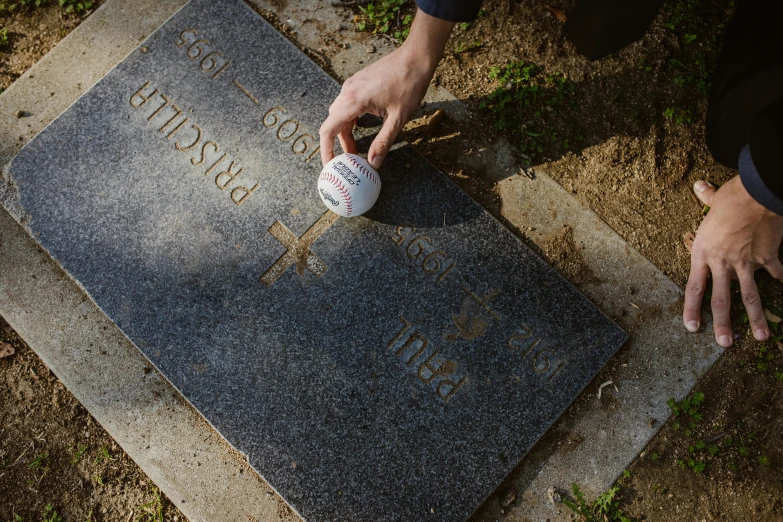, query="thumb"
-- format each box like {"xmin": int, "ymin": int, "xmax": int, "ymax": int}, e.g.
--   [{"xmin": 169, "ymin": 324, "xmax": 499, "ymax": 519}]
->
[
  {"xmin": 693, "ymin": 180, "xmax": 717, "ymax": 206},
  {"xmin": 368, "ymin": 113, "xmax": 403, "ymax": 169}
]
